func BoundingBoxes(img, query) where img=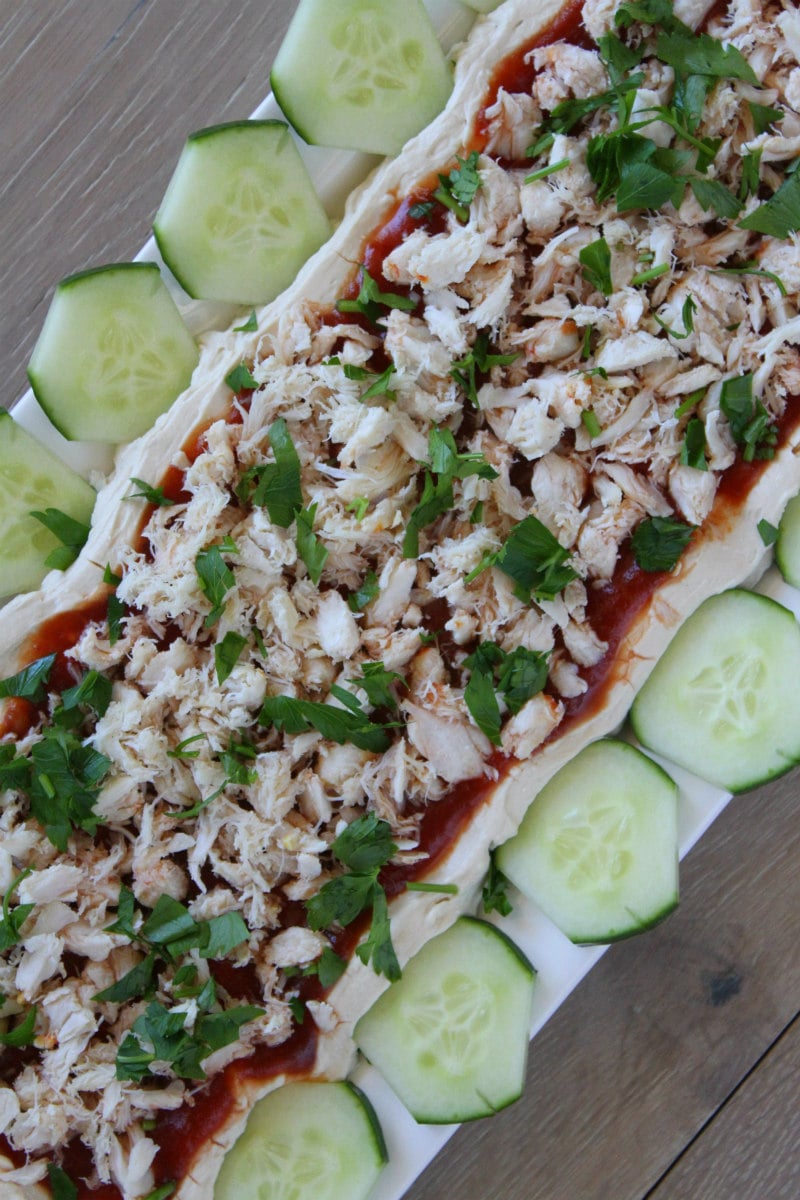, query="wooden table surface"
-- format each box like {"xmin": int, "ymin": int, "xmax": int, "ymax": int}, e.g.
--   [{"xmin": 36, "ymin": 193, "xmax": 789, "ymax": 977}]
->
[{"xmin": 1, "ymin": 3, "xmax": 798, "ymax": 1199}]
